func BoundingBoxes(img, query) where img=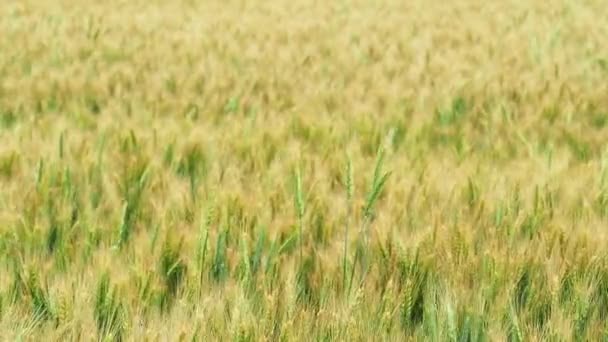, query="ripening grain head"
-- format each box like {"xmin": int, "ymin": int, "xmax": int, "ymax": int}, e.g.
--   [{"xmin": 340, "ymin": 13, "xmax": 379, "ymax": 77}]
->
[{"xmin": 0, "ymin": 0, "xmax": 607, "ymax": 340}]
